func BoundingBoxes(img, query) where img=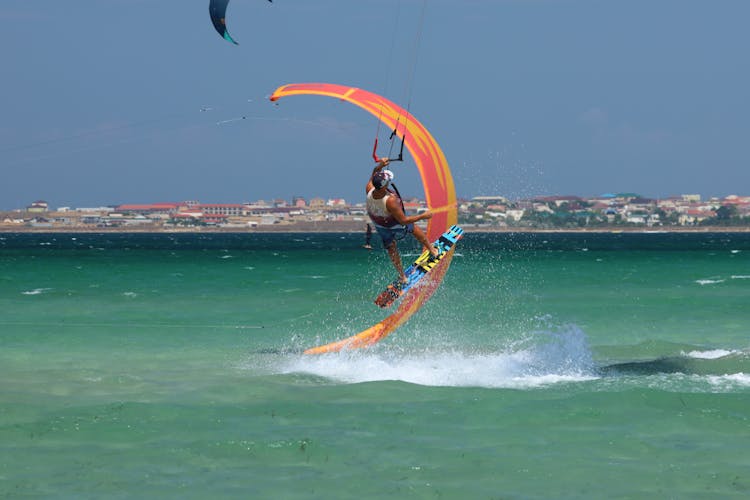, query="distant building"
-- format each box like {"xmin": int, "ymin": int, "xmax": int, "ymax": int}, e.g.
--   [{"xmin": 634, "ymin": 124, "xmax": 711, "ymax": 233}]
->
[
  {"xmin": 27, "ymin": 200, "xmax": 49, "ymax": 213},
  {"xmin": 626, "ymin": 198, "xmax": 657, "ymax": 213},
  {"xmin": 76, "ymin": 206, "xmax": 115, "ymax": 214},
  {"xmin": 202, "ymin": 214, "xmax": 229, "ymax": 225},
  {"xmin": 198, "ymin": 204, "xmax": 246, "ymax": 216},
  {"xmin": 682, "ymin": 194, "xmax": 701, "ymax": 203},
  {"xmin": 327, "ymin": 198, "xmax": 347, "ymax": 207},
  {"xmin": 533, "ymin": 195, "xmax": 583, "ymax": 207},
  {"xmin": 403, "ymin": 200, "xmax": 423, "ymax": 214},
  {"xmin": 472, "ymin": 195, "xmax": 509, "ymax": 205},
  {"xmin": 307, "ymin": 197, "xmax": 325, "ymax": 209},
  {"xmin": 615, "ymin": 193, "xmax": 642, "ymax": 201},
  {"xmin": 115, "ymin": 203, "xmax": 181, "ymax": 216},
  {"xmin": 171, "ymin": 211, "xmax": 202, "ymax": 221},
  {"xmin": 506, "ymin": 209, "xmax": 525, "ymax": 221},
  {"xmin": 679, "ymin": 209, "xmax": 715, "ymax": 226},
  {"xmin": 247, "ymin": 199, "xmax": 272, "ymax": 209}
]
